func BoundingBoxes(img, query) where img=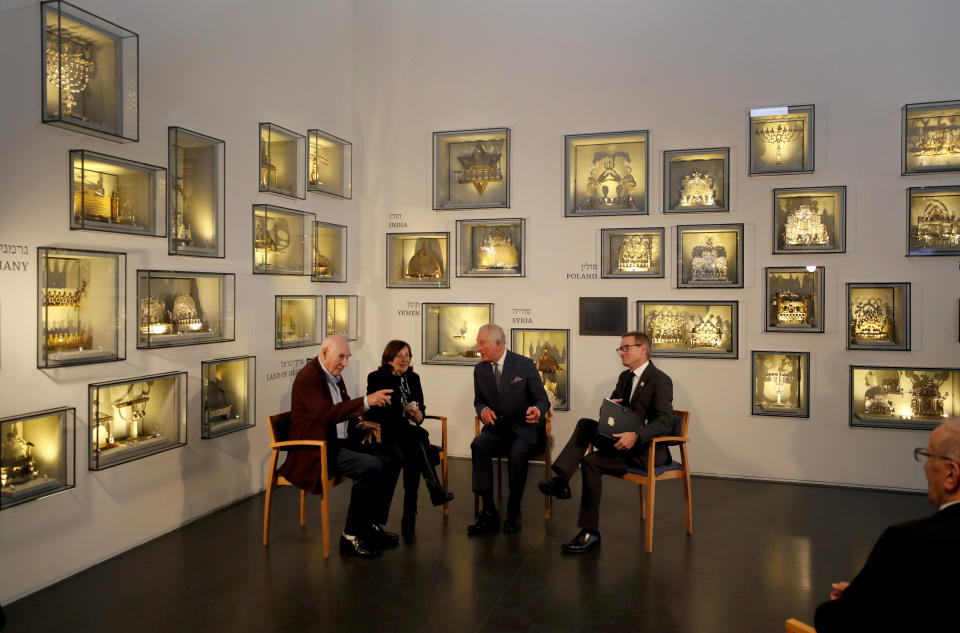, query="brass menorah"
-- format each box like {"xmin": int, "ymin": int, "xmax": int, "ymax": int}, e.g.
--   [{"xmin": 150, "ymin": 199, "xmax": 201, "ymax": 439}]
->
[{"xmin": 756, "ymin": 123, "xmax": 803, "ymax": 166}]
